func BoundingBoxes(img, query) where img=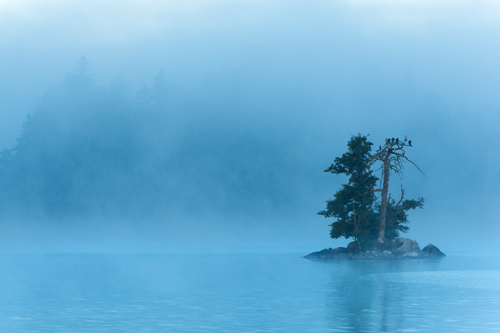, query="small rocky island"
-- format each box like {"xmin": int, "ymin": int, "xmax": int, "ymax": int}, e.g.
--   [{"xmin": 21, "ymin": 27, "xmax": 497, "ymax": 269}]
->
[
  {"xmin": 312, "ymin": 134, "xmax": 445, "ymax": 261},
  {"xmin": 304, "ymin": 237, "xmax": 445, "ymax": 260}
]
